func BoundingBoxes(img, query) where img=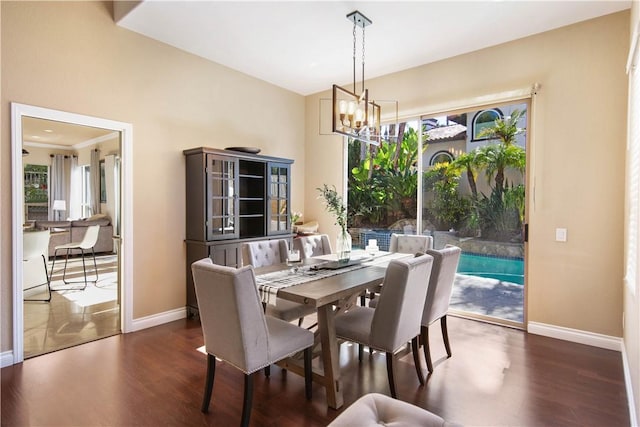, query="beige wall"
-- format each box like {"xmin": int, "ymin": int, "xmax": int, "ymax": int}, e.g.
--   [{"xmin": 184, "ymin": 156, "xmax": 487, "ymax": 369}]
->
[
  {"xmin": 1, "ymin": 1, "xmax": 305, "ymax": 352},
  {"xmin": 306, "ymin": 12, "xmax": 629, "ymax": 337}
]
